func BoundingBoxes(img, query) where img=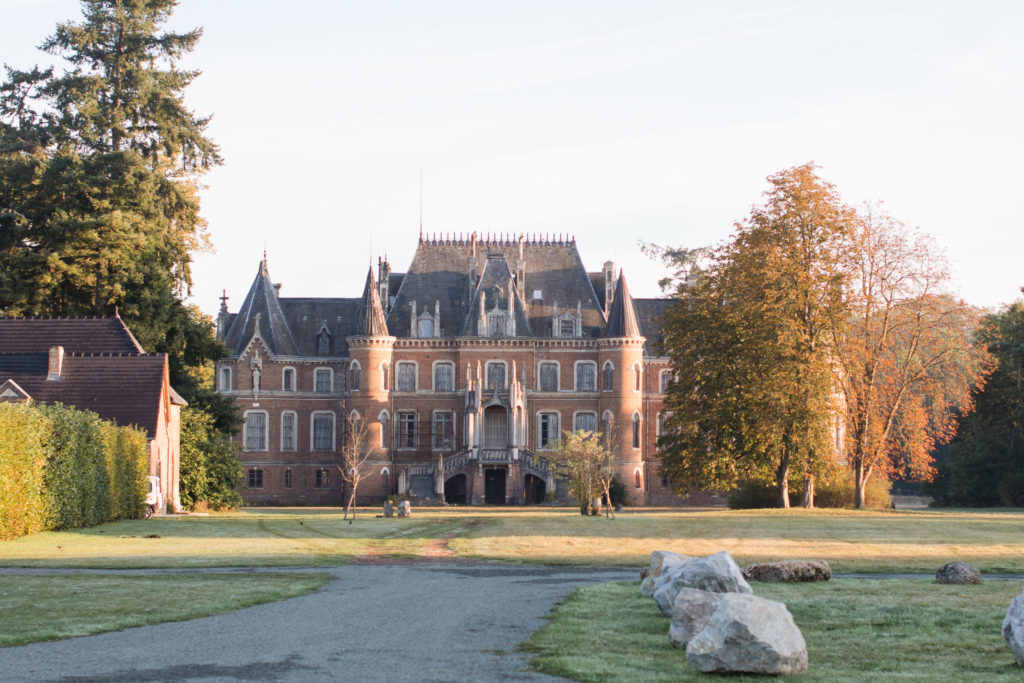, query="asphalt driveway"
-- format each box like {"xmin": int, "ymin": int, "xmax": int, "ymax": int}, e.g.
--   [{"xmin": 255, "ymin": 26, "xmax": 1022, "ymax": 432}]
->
[{"xmin": 0, "ymin": 563, "xmax": 636, "ymax": 682}]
